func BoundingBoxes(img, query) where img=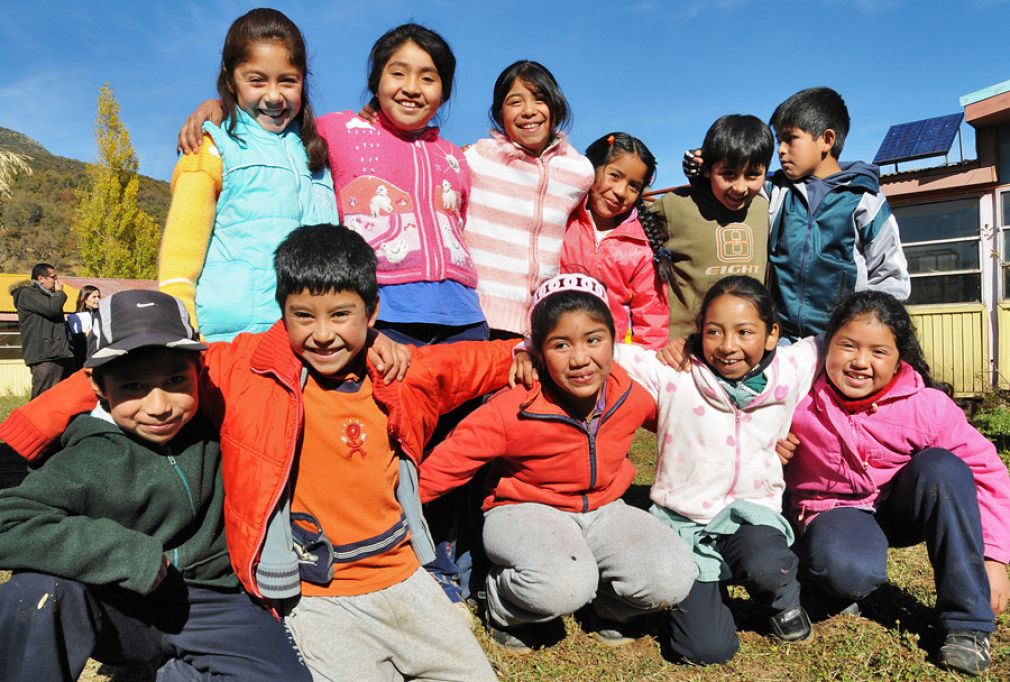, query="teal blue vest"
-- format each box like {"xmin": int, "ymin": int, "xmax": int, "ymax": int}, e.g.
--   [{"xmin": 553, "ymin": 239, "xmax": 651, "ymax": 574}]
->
[{"xmin": 197, "ymin": 111, "xmax": 338, "ymax": 341}]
